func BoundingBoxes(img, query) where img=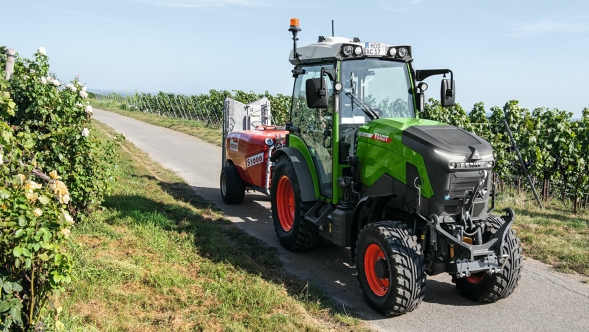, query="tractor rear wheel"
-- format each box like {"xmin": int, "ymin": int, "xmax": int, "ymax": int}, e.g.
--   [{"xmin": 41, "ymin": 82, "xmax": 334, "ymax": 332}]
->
[
  {"xmin": 454, "ymin": 215, "xmax": 523, "ymax": 302},
  {"xmin": 271, "ymin": 156, "xmax": 323, "ymax": 251},
  {"xmin": 356, "ymin": 221, "xmax": 426, "ymax": 316},
  {"xmin": 220, "ymin": 163, "xmax": 245, "ymax": 204}
]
